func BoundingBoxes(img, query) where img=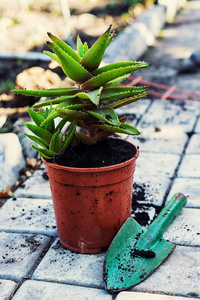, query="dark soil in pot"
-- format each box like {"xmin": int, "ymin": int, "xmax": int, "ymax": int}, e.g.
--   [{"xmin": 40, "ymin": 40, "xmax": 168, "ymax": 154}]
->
[{"xmin": 50, "ymin": 138, "xmax": 137, "ymax": 168}]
